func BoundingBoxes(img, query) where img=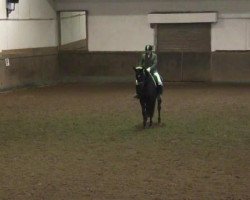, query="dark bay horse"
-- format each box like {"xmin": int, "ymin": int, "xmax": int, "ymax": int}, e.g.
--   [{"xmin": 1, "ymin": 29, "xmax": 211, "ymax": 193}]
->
[{"xmin": 134, "ymin": 67, "xmax": 162, "ymax": 128}]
